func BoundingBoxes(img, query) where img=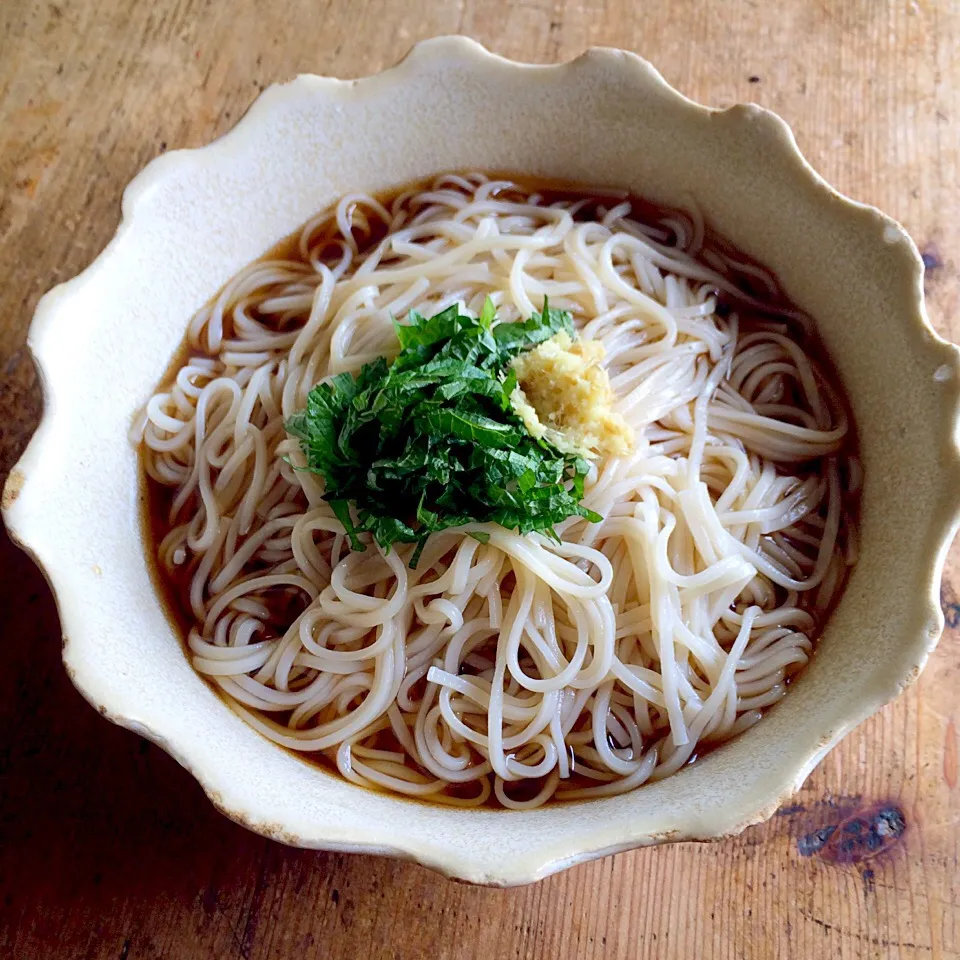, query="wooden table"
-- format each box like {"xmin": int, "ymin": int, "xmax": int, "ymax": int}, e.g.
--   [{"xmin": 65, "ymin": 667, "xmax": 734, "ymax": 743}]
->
[{"xmin": 2, "ymin": 2, "xmax": 958, "ymax": 957}]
